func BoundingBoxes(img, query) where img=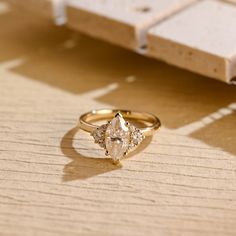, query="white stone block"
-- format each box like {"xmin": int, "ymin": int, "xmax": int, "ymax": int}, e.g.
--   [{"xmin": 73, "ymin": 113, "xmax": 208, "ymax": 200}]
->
[
  {"xmin": 66, "ymin": 0, "xmax": 196, "ymax": 49},
  {"xmin": 6, "ymin": 0, "xmax": 65, "ymax": 24},
  {"xmin": 148, "ymin": 0, "xmax": 236, "ymax": 83}
]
